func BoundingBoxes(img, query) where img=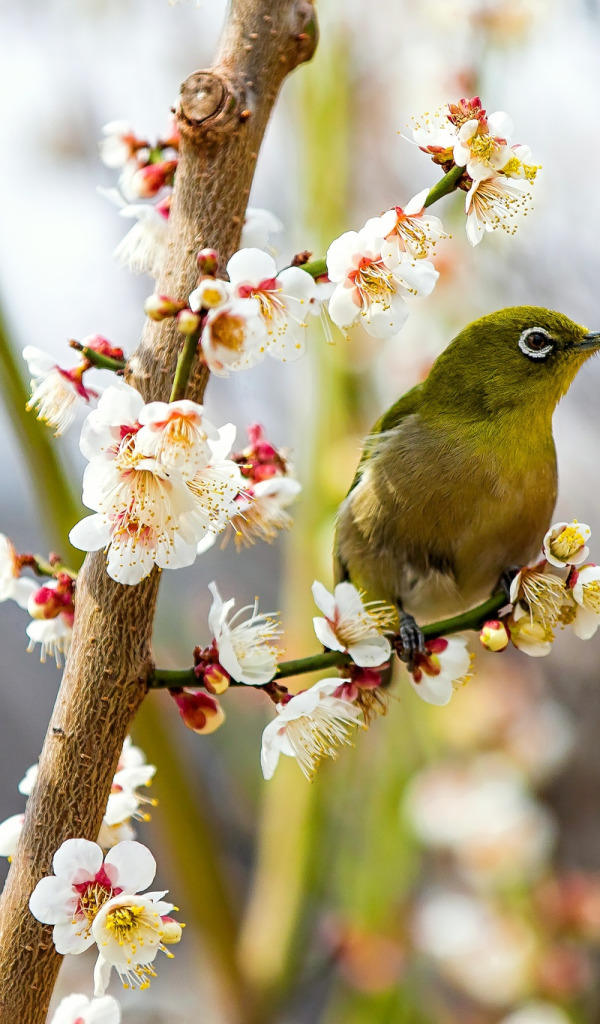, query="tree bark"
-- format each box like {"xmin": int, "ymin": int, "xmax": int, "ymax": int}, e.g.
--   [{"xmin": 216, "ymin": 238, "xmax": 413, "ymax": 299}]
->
[{"xmin": 0, "ymin": 3, "xmax": 317, "ymax": 1021}]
